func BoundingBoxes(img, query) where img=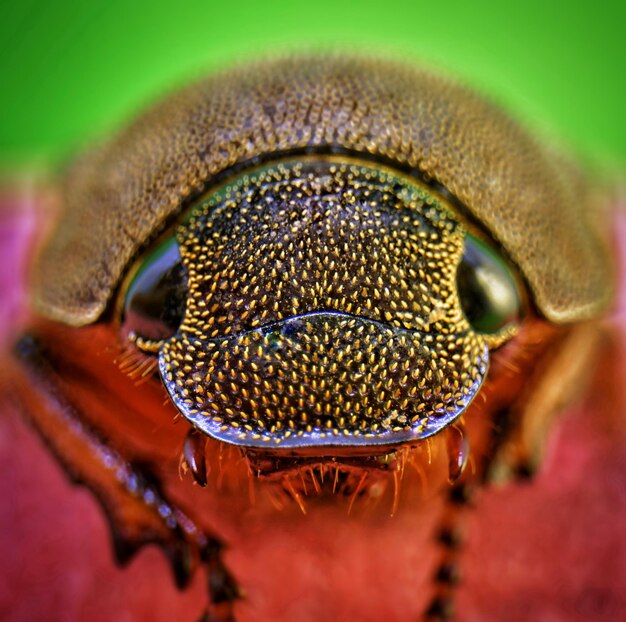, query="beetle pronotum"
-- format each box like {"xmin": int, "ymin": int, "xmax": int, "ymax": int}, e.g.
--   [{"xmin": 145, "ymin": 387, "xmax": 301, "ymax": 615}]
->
[{"xmin": 6, "ymin": 56, "xmax": 615, "ymax": 621}]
